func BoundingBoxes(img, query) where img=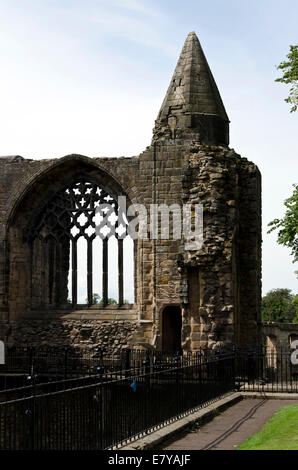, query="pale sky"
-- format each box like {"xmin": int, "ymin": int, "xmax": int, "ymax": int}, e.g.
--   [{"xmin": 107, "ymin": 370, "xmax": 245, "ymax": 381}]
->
[{"xmin": 0, "ymin": 0, "xmax": 297, "ymax": 297}]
